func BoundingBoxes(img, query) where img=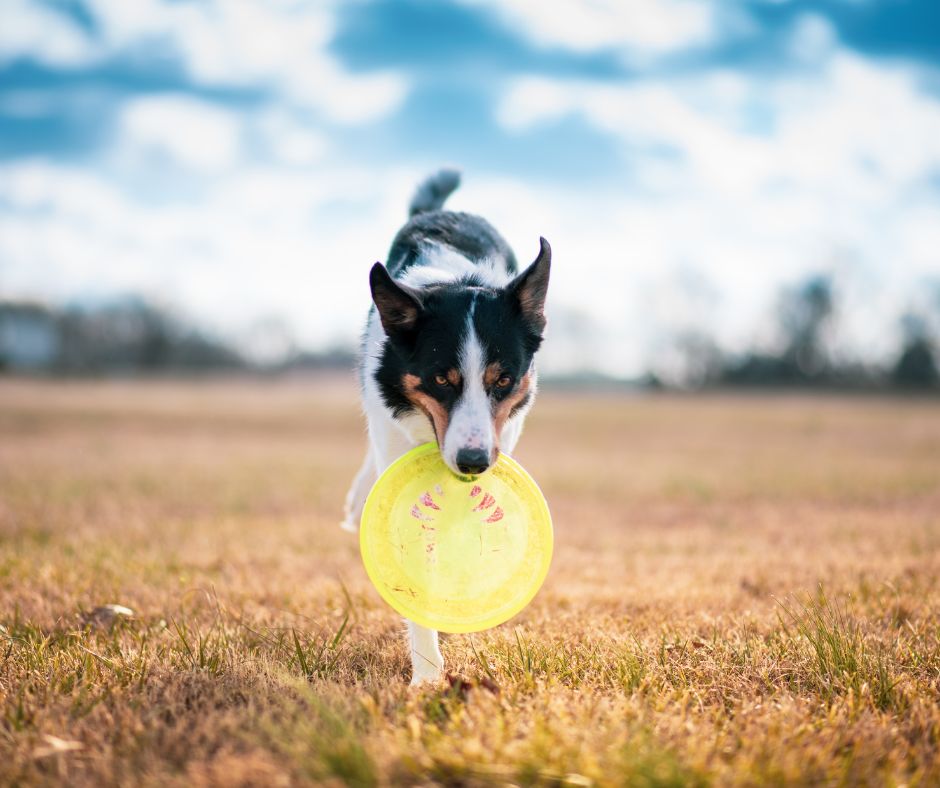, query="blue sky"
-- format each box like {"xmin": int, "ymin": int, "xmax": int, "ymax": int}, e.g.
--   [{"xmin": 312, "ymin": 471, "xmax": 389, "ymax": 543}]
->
[{"xmin": 1, "ymin": 0, "xmax": 939, "ymax": 377}]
